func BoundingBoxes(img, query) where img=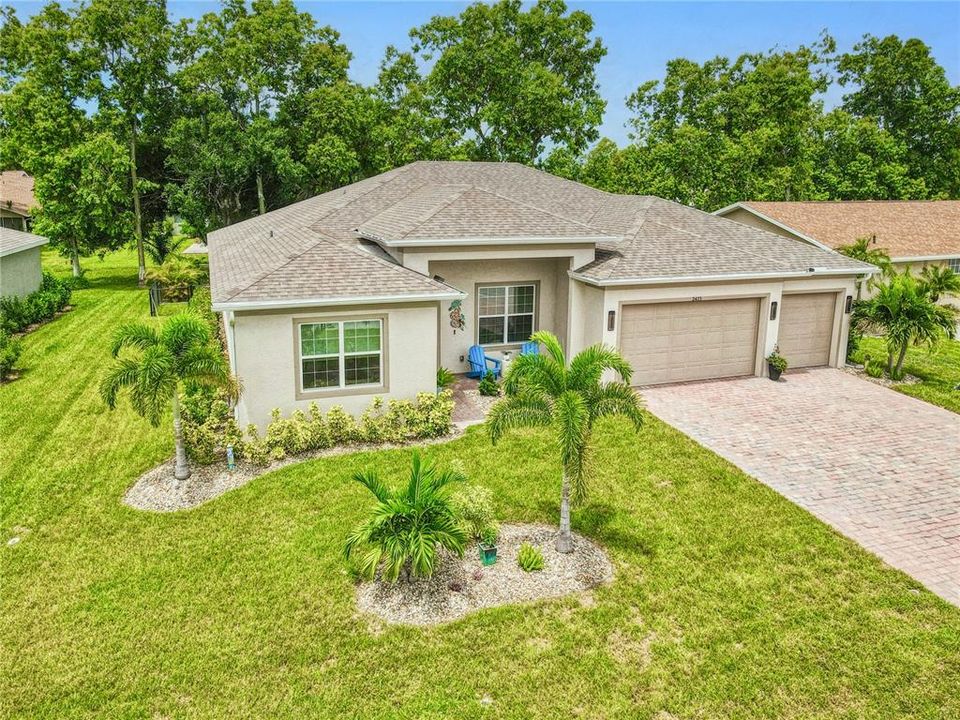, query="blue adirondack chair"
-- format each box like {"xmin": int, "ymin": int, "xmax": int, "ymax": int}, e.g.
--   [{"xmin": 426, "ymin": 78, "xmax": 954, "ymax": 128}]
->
[
  {"xmin": 466, "ymin": 344, "xmax": 502, "ymax": 379},
  {"xmin": 520, "ymin": 341, "xmax": 539, "ymax": 356}
]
